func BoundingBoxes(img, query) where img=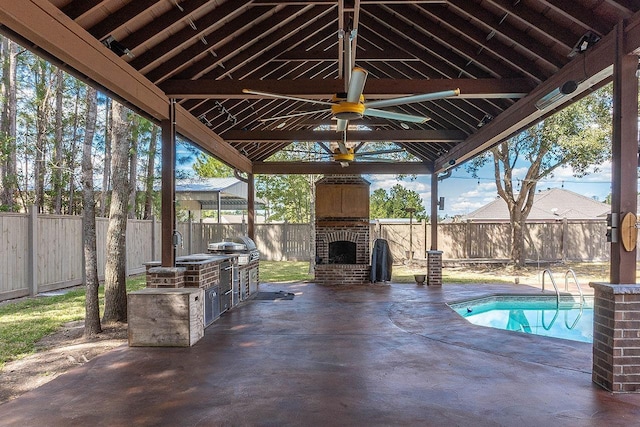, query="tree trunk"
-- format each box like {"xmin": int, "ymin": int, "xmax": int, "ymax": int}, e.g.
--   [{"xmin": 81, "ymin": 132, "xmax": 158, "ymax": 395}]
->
[
  {"xmin": 0, "ymin": 37, "xmax": 17, "ymax": 211},
  {"xmin": 67, "ymin": 82, "xmax": 81, "ymax": 215},
  {"xmin": 53, "ymin": 68, "xmax": 64, "ymax": 214},
  {"xmin": 81, "ymin": 86, "xmax": 101, "ymax": 336},
  {"xmin": 143, "ymin": 126, "xmax": 157, "ymax": 219},
  {"xmin": 102, "ymin": 100, "xmax": 130, "ymax": 323},
  {"xmin": 100, "ymin": 99, "xmax": 111, "ymax": 217},
  {"xmin": 128, "ymin": 126, "xmax": 138, "ymax": 219},
  {"xmin": 510, "ymin": 211, "xmax": 526, "ymax": 268},
  {"xmin": 34, "ymin": 60, "xmax": 51, "ymax": 213}
]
